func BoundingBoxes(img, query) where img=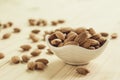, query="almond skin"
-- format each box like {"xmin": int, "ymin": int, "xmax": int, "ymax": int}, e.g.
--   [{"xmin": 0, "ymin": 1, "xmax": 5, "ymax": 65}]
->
[
  {"xmin": 11, "ymin": 56, "xmax": 21, "ymax": 64},
  {"xmin": 35, "ymin": 58, "xmax": 49, "ymax": 65},
  {"xmin": 20, "ymin": 45, "xmax": 31, "ymax": 51},
  {"xmin": 76, "ymin": 68, "xmax": 89, "ymax": 75},
  {"xmin": 31, "ymin": 49, "xmax": 41, "ymax": 56}
]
